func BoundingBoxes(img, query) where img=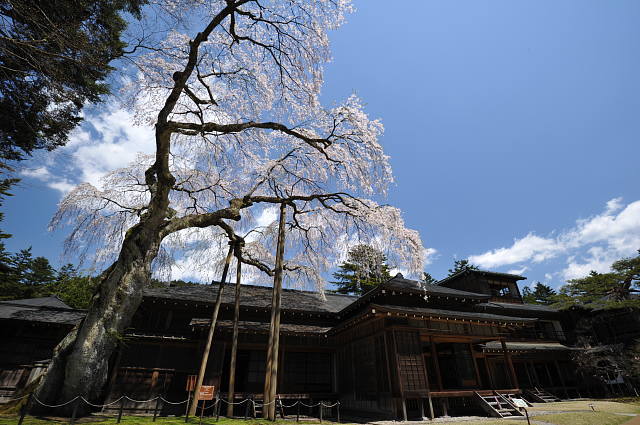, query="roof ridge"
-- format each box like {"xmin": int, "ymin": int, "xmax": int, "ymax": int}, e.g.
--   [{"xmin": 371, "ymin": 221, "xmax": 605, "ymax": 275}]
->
[{"xmin": 155, "ymin": 281, "xmax": 360, "ymax": 298}]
